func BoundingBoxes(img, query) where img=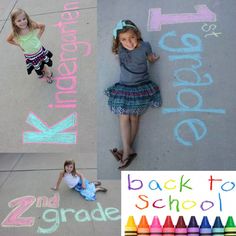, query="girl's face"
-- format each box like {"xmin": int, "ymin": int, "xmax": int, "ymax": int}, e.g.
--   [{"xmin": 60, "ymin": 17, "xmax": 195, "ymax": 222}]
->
[
  {"xmin": 65, "ymin": 164, "xmax": 74, "ymax": 173},
  {"xmin": 14, "ymin": 12, "xmax": 28, "ymax": 30},
  {"xmin": 119, "ymin": 30, "xmax": 138, "ymax": 51}
]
